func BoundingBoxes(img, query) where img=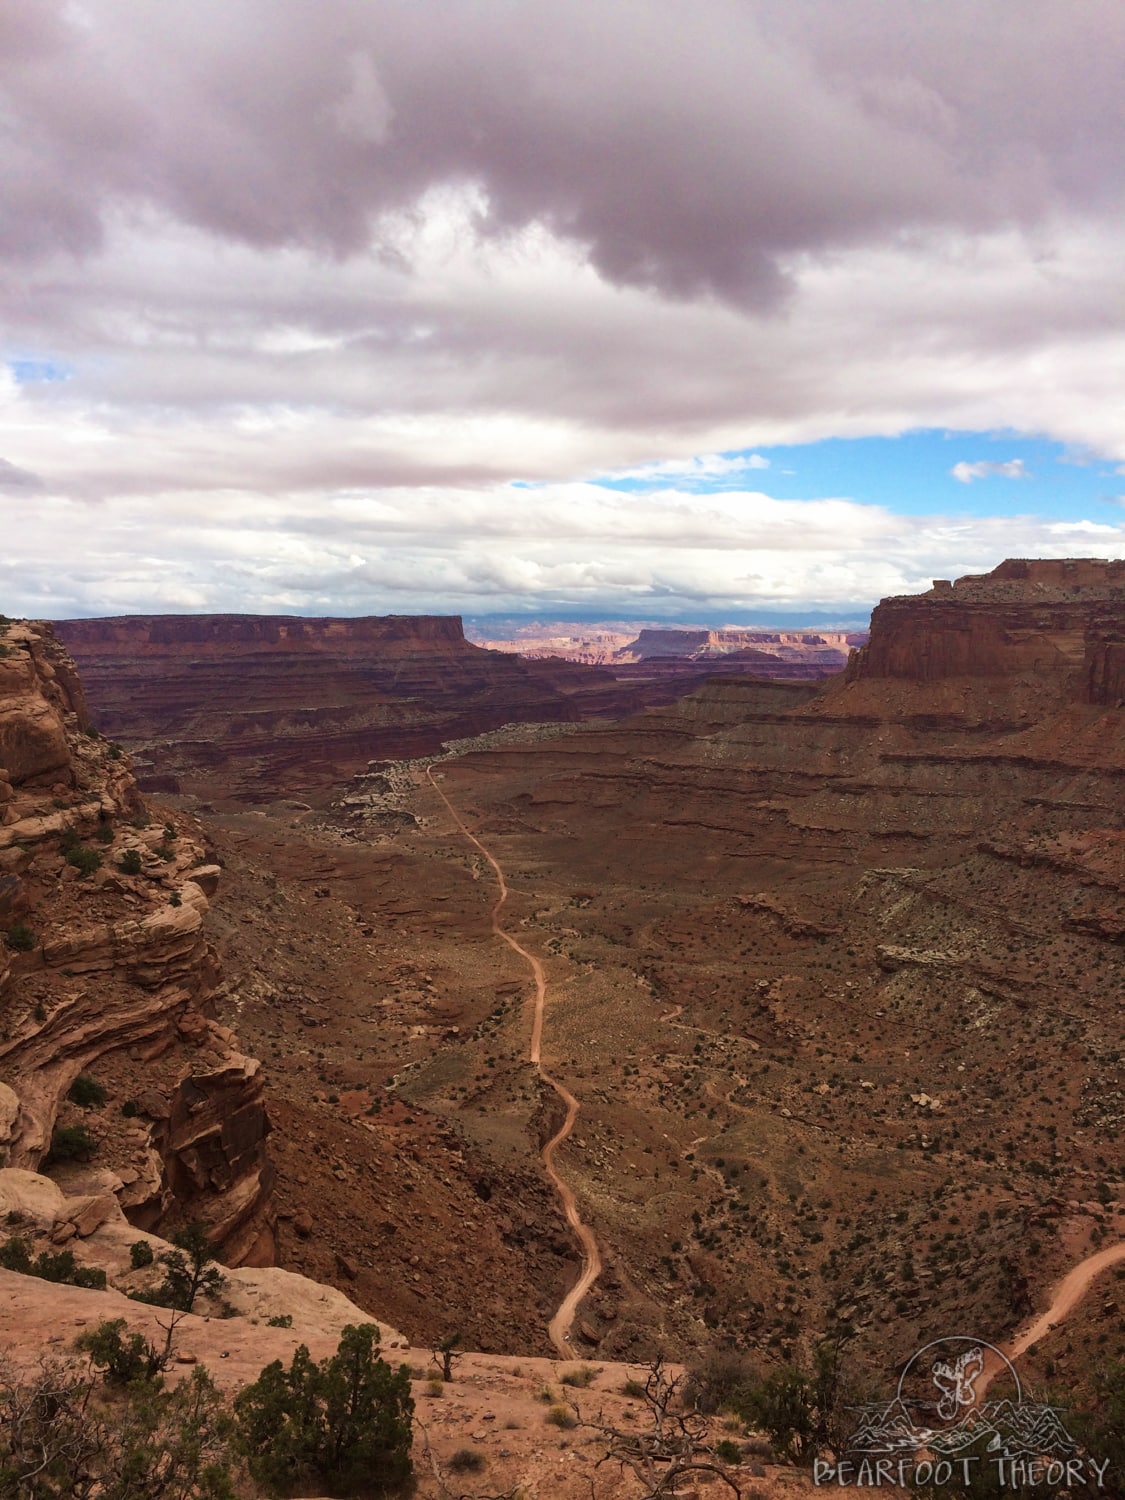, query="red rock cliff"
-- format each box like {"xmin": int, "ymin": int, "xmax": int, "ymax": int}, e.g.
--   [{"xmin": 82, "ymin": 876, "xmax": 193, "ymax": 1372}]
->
[
  {"xmin": 0, "ymin": 620, "xmax": 275, "ymax": 1263},
  {"xmin": 847, "ymin": 558, "xmax": 1125, "ymax": 698}
]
